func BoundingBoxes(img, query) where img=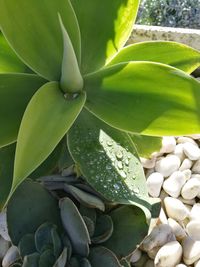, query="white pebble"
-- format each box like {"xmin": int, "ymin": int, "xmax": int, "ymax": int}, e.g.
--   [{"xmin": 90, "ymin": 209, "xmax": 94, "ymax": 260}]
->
[
  {"xmin": 147, "ymin": 246, "xmax": 160, "ymax": 259},
  {"xmin": 140, "ymin": 224, "xmax": 174, "ymax": 252},
  {"xmin": 176, "ymin": 264, "xmax": 188, "ymax": 267},
  {"xmin": 2, "ymin": 246, "xmax": 20, "ymax": 267},
  {"xmin": 173, "ymin": 144, "xmax": 185, "ymax": 161},
  {"xmin": 195, "ymin": 259, "xmax": 200, "ymax": 267},
  {"xmin": 141, "ymin": 157, "xmax": 156, "ymax": 169},
  {"xmin": 130, "ymin": 248, "xmax": 142, "ymax": 263},
  {"xmin": 179, "ymin": 158, "xmax": 193, "ymax": 171},
  {"xmin": 158, "ymin": 208, "xmax": 168, "ymax": 225},
  {"xmin": 160, "ymin": 136, "xmax": 176, "ymax": 153},
  {"xmin": 187, "ymin": 134, "xmax": 200, "ymax": 140},
  {"xmin": 182, "ymin": 169, "xmax": 192, "ymax": 180},
  {"xmin": 192, "ymin": 159, "xmax": 200, "ymax": 174},
  {"xmin": 186, "ymin": 221, "xmax": 200, "ymax": 240},
  {"xmin": 163, "ymin": 171, "xmax": 186, "ymax": 198},
  {"xmin": 181, "ymin": 178, "xmax": 200, "ymax": 200},
  {"xmin": 190, "ymin": 203, "xmax": 200, "ymax": 221},
  {"xmin": 155, "ymin": 155, "xmax": 181, "ymax": 177},
  {"xmin": 154, "ymin": 241, "xmax": 182, "ymax": 267},
  {"xmin": 177, "ymin": 136, "xmax": 198, "ymax": 146},
  {"xmin": 178, "ymin": 196, "xmax": 196, "ymax": 205},
  {"xmin": 146, "ymin": 172, "xmax": 164, "ymax": 197},
  {"xmin": 182, "ymin": 236, "xmax": 200, "ymax": 265},
  {"xmin": 183, "ymin": 142, "xmax": 200, "ymax": 160},
  {"xmin": 164, "ymin": 197, "xmax": 188, "ymax": 221},
  {"xmin": 168, "ymin": 218, "xmax": 186, "ymax": 241},
  {"xmin": 0, "ymin": 212, "xmax": 10, "ymax": 242}
]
